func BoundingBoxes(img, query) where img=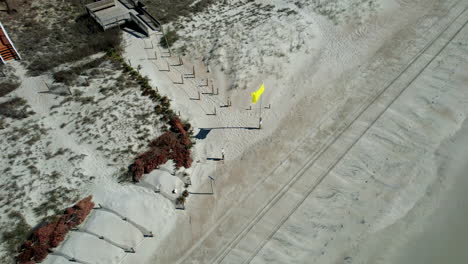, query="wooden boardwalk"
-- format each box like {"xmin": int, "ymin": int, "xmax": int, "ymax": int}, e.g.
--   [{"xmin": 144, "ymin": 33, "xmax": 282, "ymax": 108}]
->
[
  {"xmin": 0, "ymin": 22, "xmax": 20, "ymax": 63},
  {"xmin": 86, "ymin": 0, "xmax": 161, "ymax": 35}
]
